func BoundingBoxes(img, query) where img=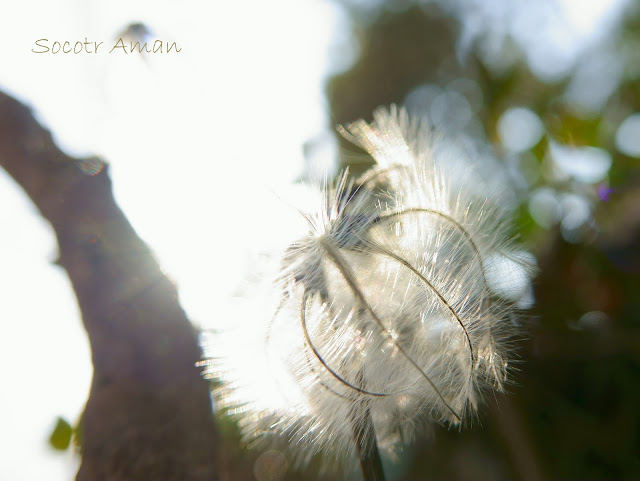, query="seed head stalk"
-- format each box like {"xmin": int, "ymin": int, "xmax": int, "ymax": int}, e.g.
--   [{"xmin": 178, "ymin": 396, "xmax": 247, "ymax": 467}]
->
[{"xmin": 351, "ymin": 388, "xmax": 386, "ymax": 481}]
